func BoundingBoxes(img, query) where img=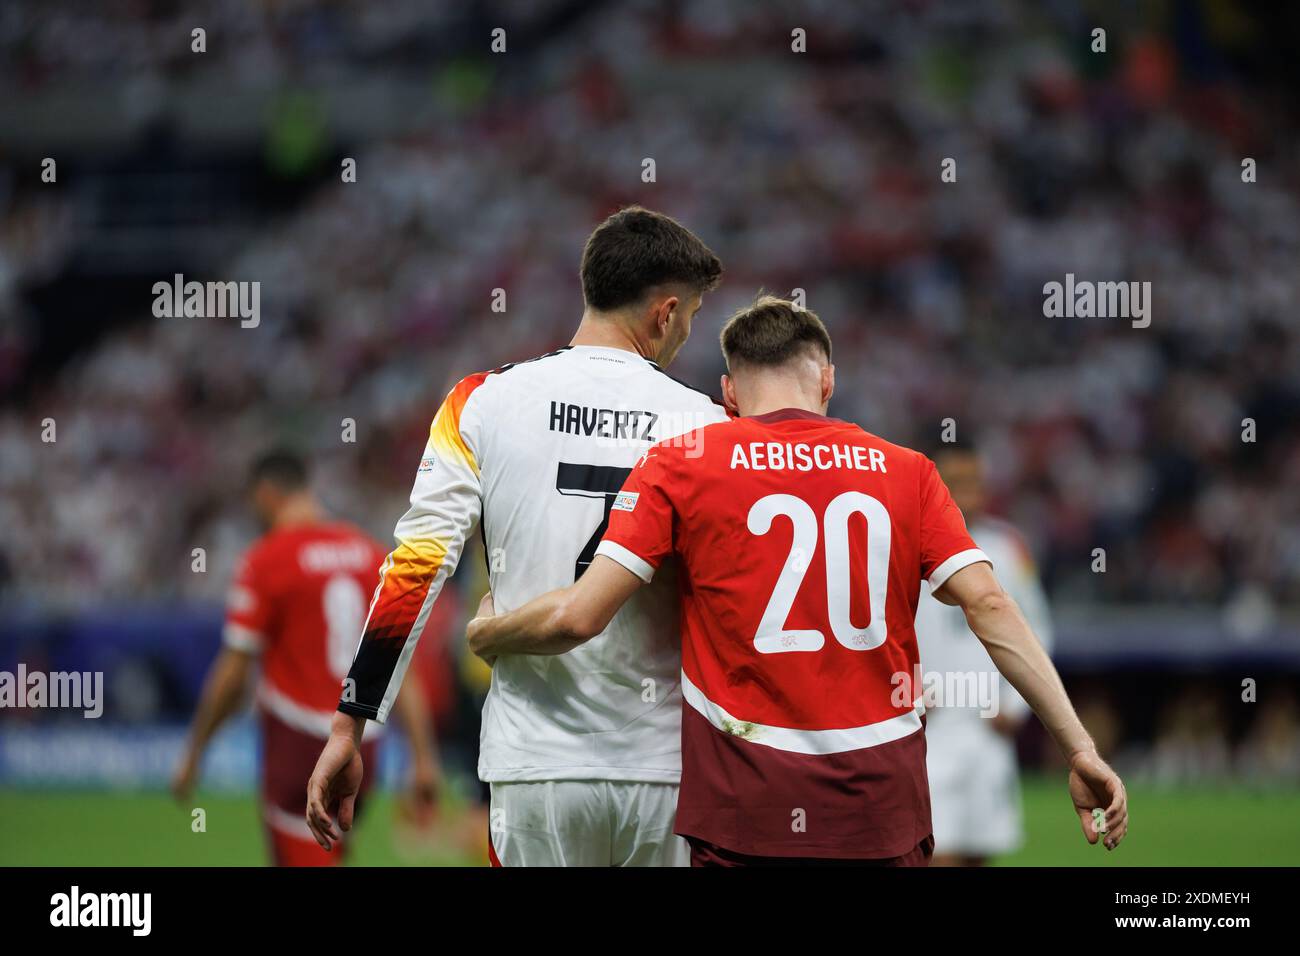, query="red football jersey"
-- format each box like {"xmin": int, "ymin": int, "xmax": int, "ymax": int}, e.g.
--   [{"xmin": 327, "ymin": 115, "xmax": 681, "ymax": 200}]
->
[
  {"xmin": 224, "ymin": 522, "xmax": 388, "ymax": 738},
  {"xmin": 596, "ymin": 408, "xmax": 989, "ymax": 858}
]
